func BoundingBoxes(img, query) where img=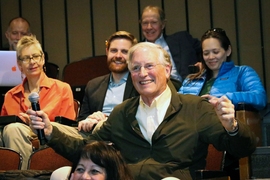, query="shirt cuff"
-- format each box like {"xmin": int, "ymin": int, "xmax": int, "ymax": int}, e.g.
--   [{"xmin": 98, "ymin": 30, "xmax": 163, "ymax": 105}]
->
[{"xmin": 226, "ymin": 119, "xmax": 239, "ymax": 136}]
